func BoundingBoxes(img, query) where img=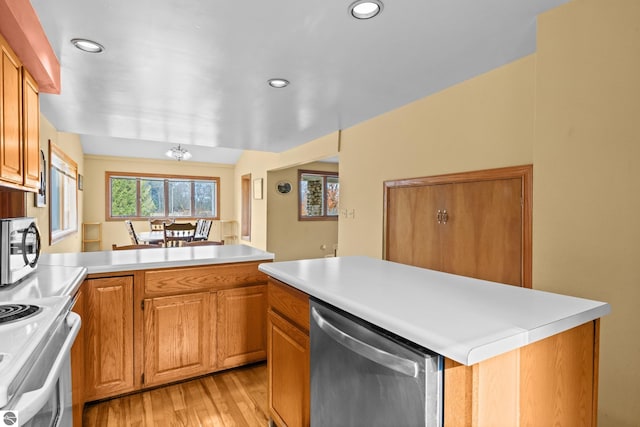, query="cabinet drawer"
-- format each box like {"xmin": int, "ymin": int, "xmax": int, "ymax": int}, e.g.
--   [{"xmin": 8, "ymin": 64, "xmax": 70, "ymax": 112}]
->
[
  {"xmin": 268, "ymin": 278, "xmax": 309, "ymax": 332},
  {"xmin": 145, "ymin": 261, "xmax": 268, "ymax": 296}
]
